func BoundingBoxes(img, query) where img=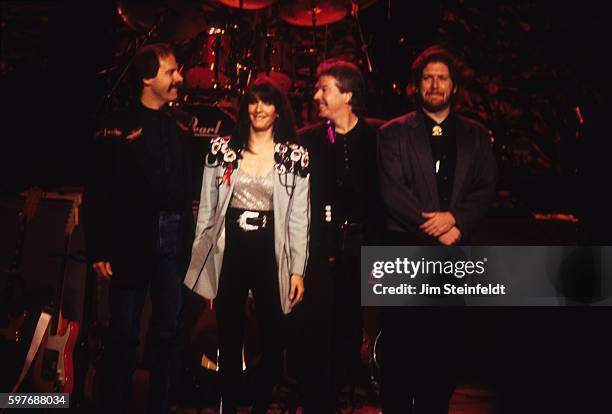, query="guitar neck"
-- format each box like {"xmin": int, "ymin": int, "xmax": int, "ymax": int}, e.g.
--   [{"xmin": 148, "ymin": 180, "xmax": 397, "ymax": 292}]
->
[{"xmin": 50, "ymin": 232, "xmax": 72, "ymax": 336}]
